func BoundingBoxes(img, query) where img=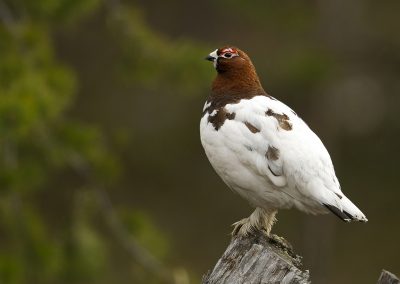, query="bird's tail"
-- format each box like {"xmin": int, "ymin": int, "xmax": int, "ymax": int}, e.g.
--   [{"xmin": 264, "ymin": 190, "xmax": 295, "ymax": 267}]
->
[{"xmin": 324, "ymin": 195, "xmax": 368, "ymax": 223}]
